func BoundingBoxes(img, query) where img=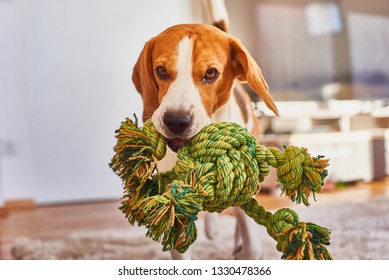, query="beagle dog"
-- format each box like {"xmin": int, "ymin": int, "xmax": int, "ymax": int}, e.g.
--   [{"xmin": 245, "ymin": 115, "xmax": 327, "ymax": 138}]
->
[{"xmin": 132, "ymin": 23, "xmax": 279, "ymax": 259}]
